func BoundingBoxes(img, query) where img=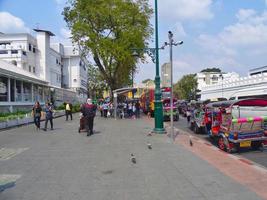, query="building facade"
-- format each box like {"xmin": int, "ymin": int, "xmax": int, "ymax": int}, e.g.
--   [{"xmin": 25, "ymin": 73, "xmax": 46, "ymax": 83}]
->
[
  {"xmin": 0, "ymin": 29, "xmax": 88, "ymax": 112},
  {"xmin": 199, "ymin": 67, "xmax": 267, "ymax": 100}
]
